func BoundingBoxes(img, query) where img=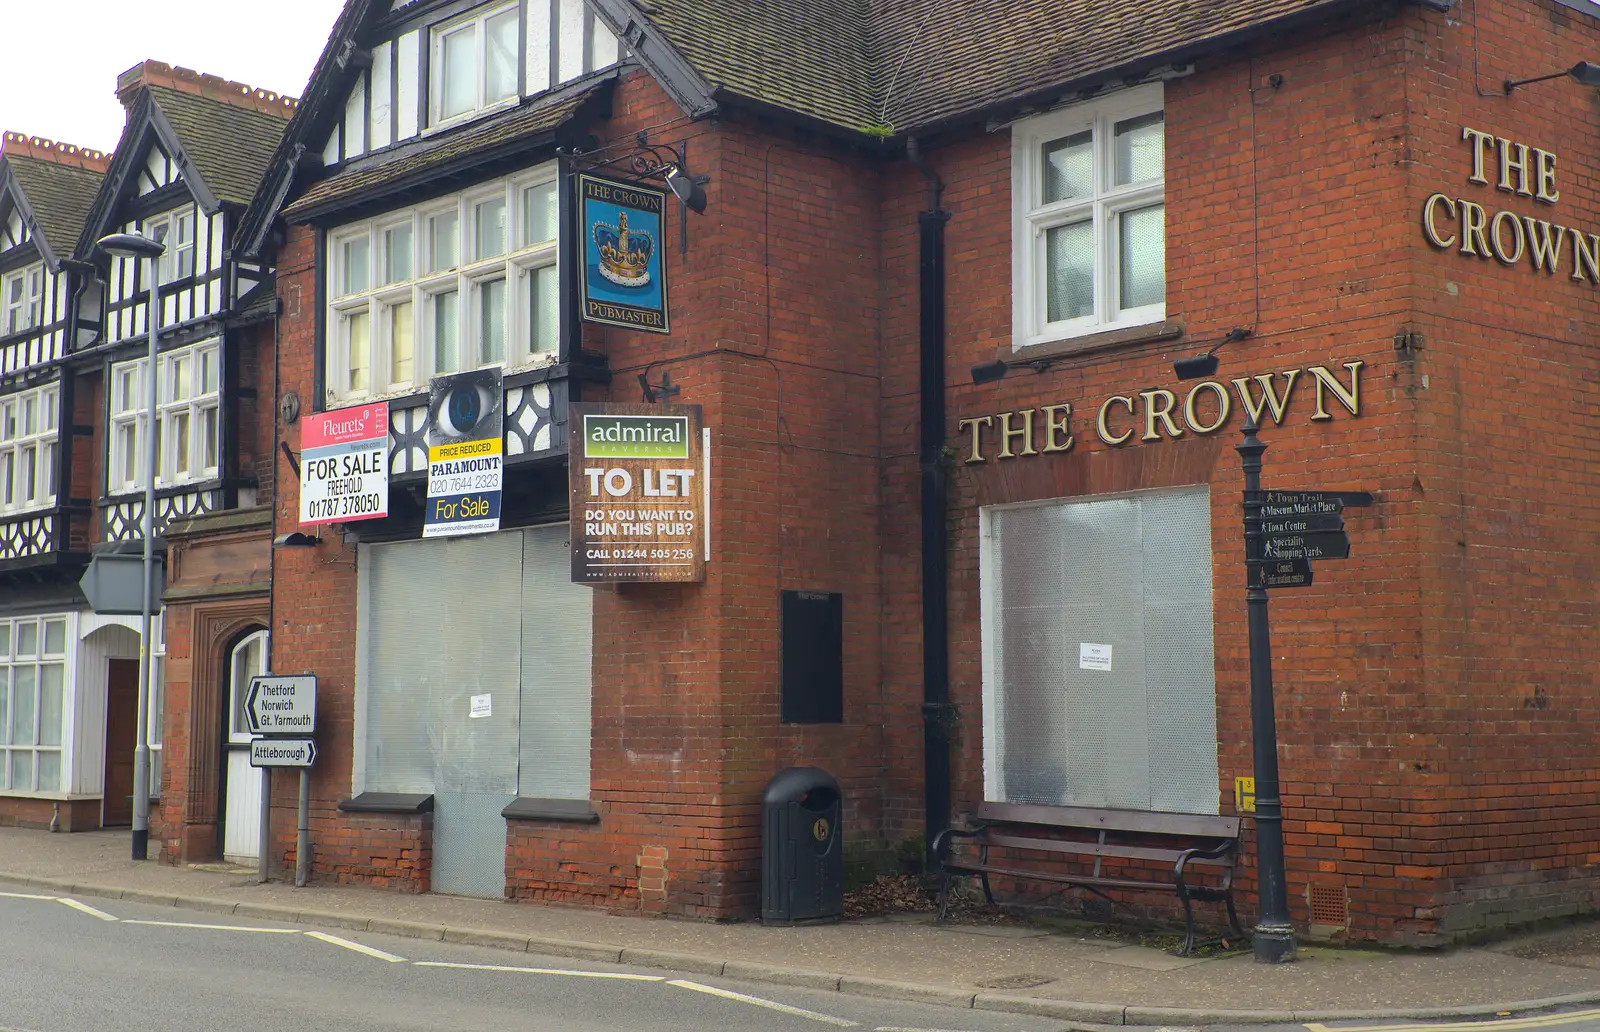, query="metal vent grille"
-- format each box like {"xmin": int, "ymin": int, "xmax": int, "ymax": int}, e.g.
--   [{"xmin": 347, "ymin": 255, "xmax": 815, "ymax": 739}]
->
[{"xmin": 1308, "ymin": 884, "xmax": 1349, "ymax": 926}]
